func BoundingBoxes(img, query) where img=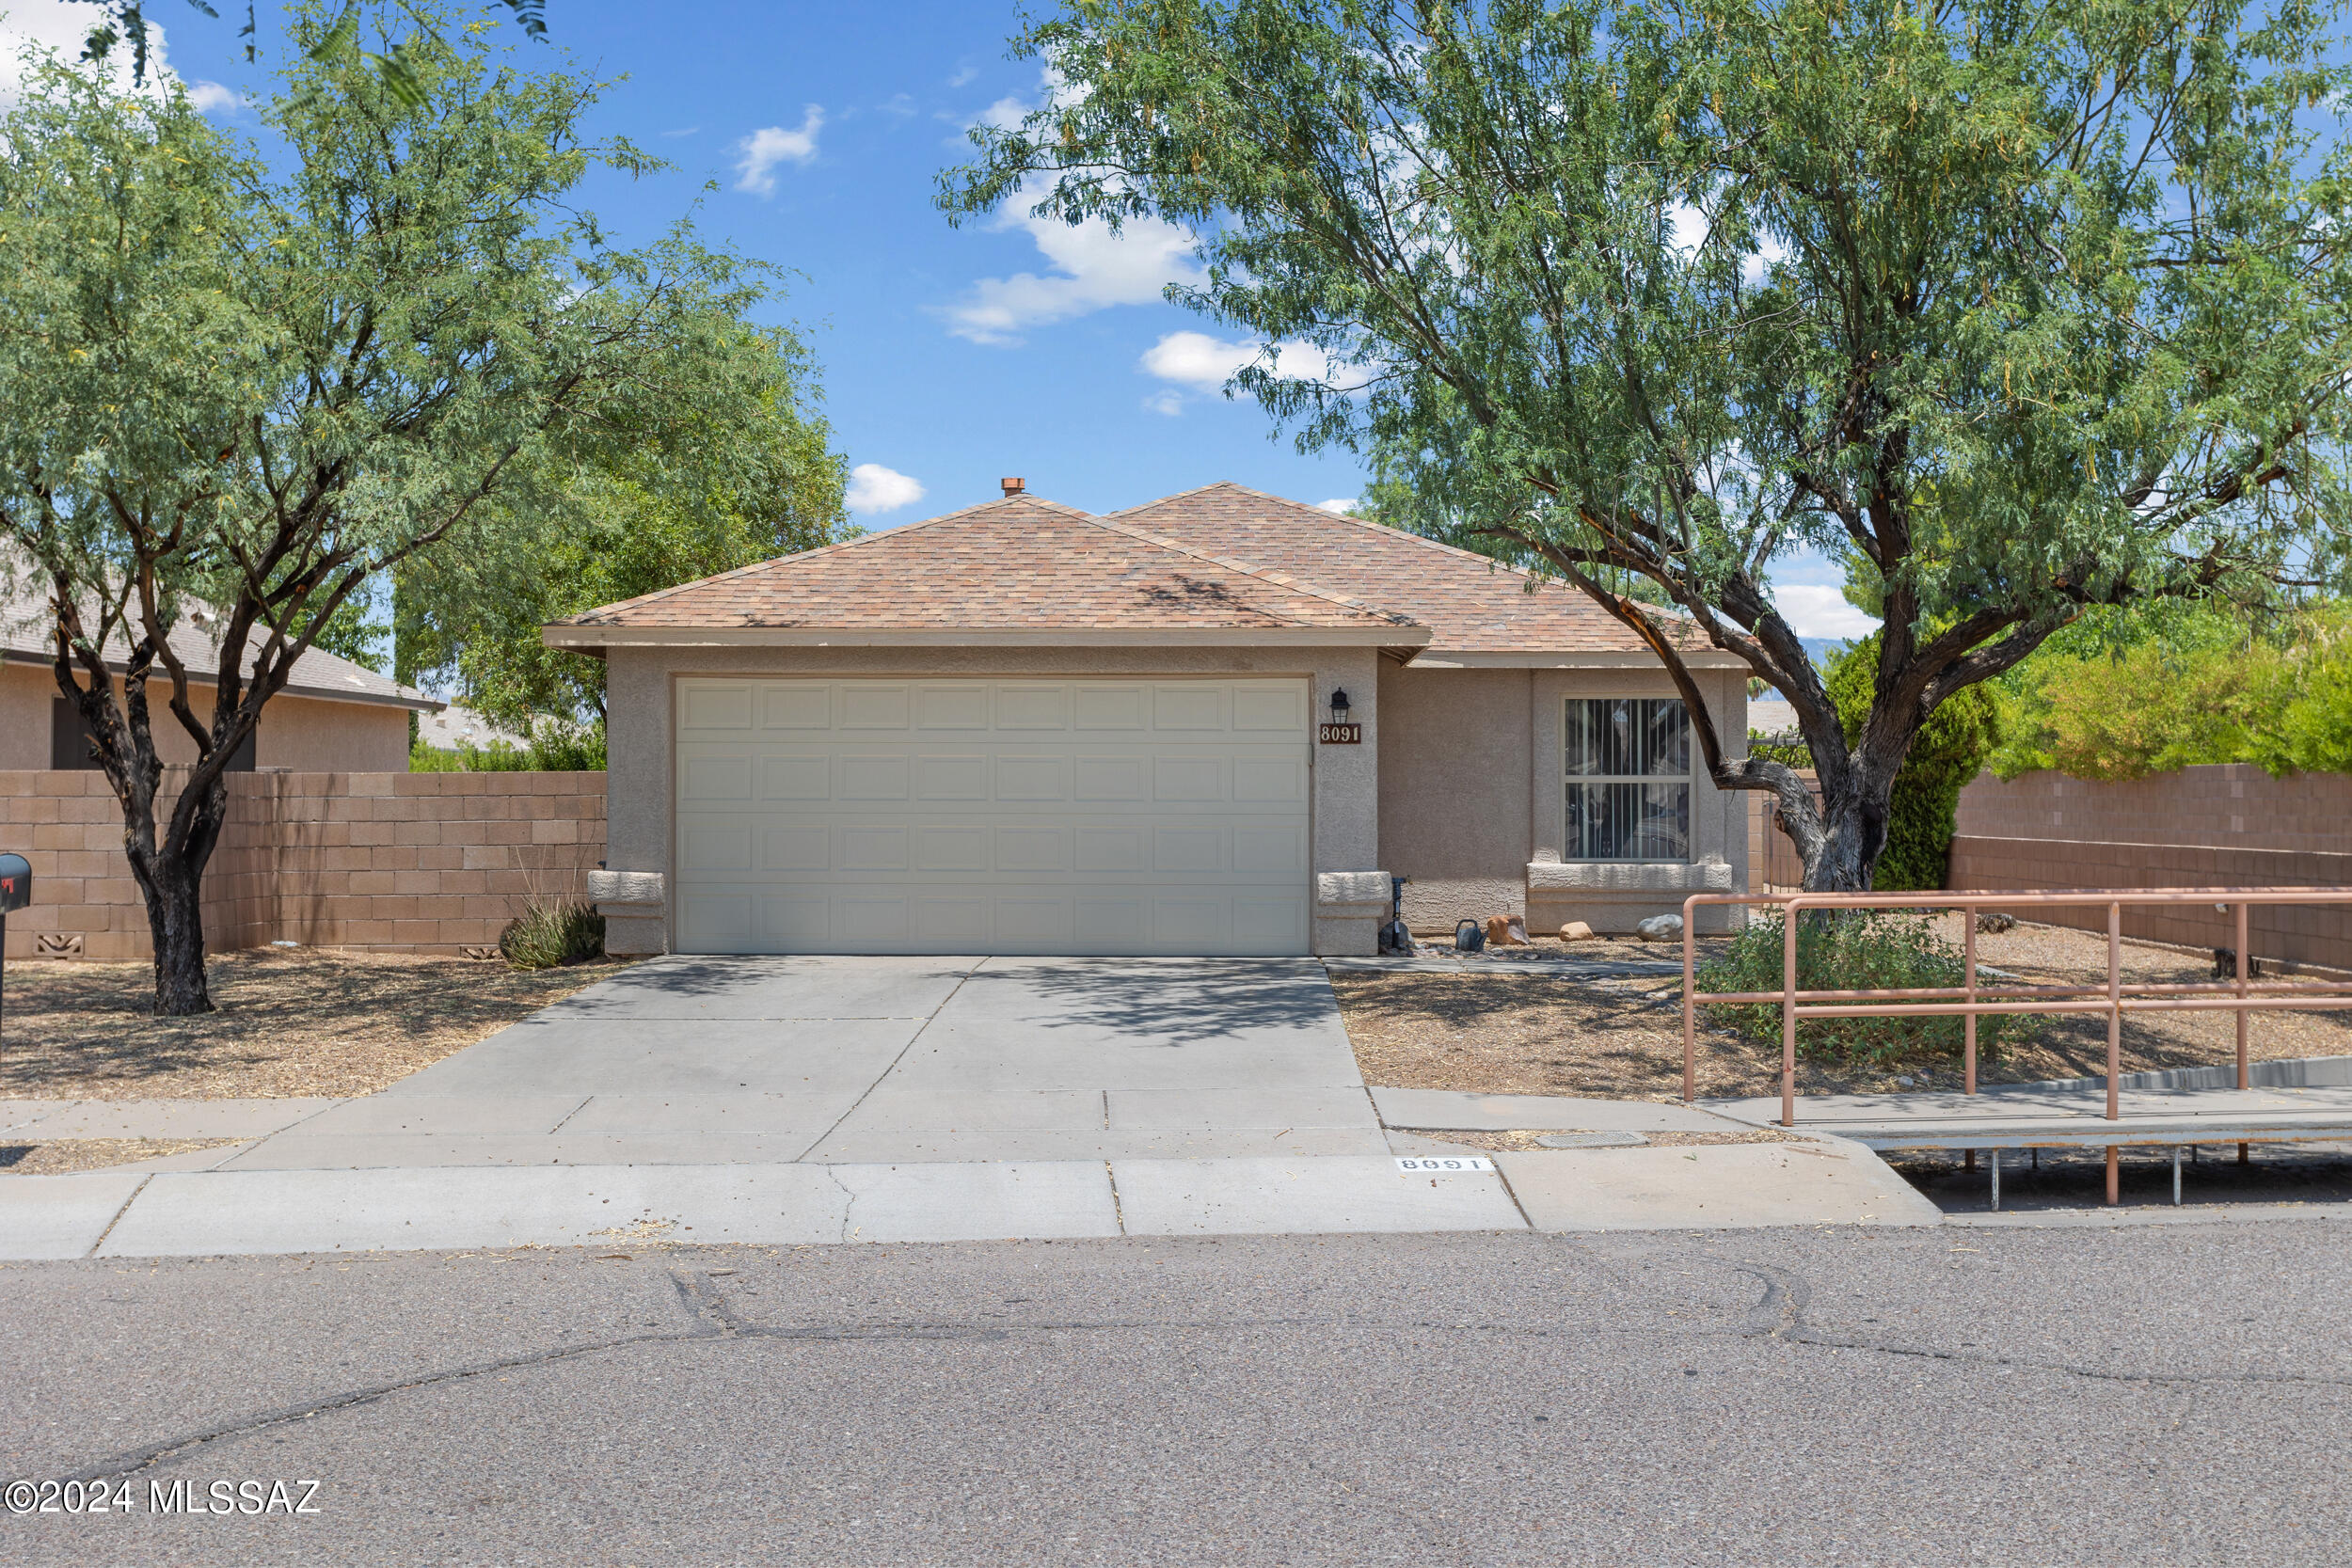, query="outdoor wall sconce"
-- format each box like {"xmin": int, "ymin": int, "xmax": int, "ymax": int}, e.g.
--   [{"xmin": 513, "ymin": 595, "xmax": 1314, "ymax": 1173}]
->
[
  {"xmin": 1319, "ymin": 689, "xmax": 1360, "ymax": 744},
  {"xmin": 1328, "ymin": 689, "xmax": 1351, "ymax": 721}
]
